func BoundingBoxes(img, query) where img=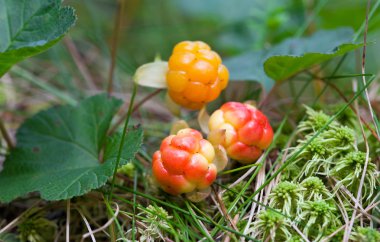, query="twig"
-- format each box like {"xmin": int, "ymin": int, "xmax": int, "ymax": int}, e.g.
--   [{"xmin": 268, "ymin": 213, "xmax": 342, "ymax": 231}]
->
[
  {"xmin": 0, "ymin": 119, "xmax": 14, "ymax": 148},
  {"xmin": 222, "ymin": 214, "xmax": 239, "ymax": 242}
]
